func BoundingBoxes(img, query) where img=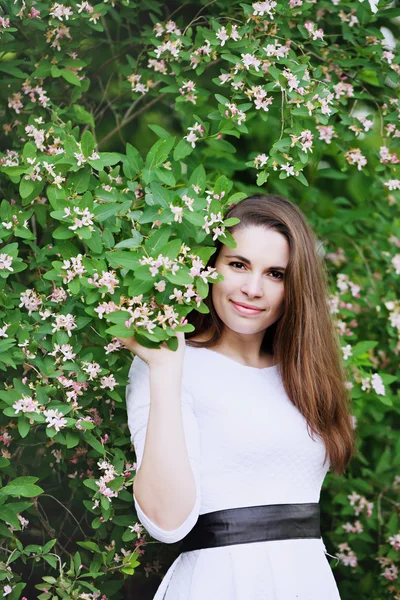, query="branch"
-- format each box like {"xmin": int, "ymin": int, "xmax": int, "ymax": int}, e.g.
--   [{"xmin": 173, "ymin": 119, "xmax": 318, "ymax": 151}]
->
[
  {"xmin": 40, "ymin": 494, "xmax": 86, "ymax": 537},
  {"xmin": 98, "ymin": 91, "xmax": 167, "ymax": 148}
]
